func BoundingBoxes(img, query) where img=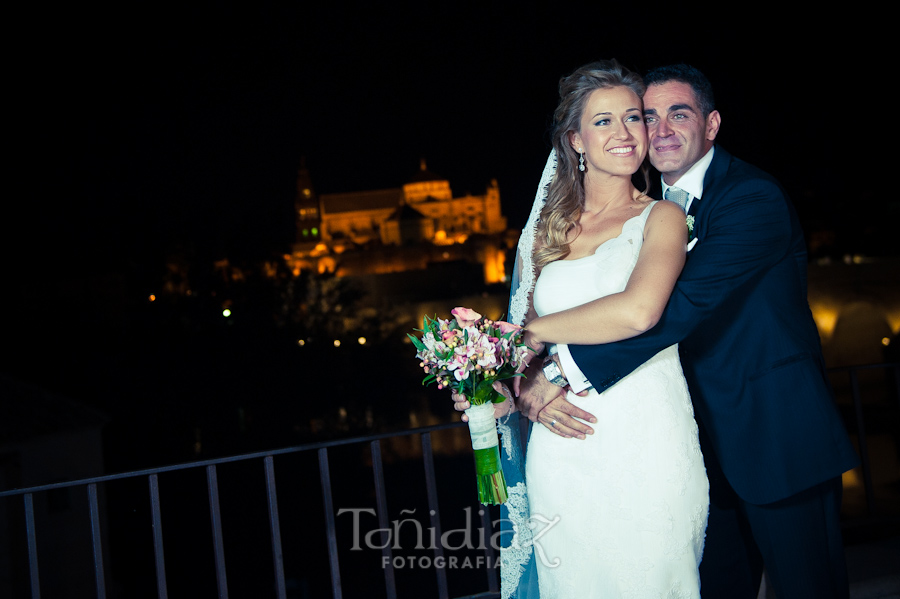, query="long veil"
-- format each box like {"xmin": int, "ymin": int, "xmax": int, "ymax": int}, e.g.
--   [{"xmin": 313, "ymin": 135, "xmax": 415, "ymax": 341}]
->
[
  {"xmin": 508, "ymin": 149, "xmax": 556, "ymax": 327},
  {"xmin": 496, "ymin": 149, "xmax": 557, "ymax": 599}
]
